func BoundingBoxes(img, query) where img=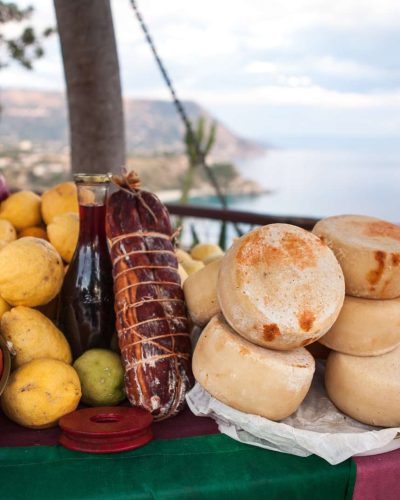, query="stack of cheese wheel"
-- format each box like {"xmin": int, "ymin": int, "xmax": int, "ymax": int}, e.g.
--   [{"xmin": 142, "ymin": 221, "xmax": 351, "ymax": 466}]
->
[
  {"xmin": 313, "ymin": 215, "xmax": 400, "ymax": 427},
  {"xmin": 184, "ymin": 223, "xmax": 345, "ymax": 421}
]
